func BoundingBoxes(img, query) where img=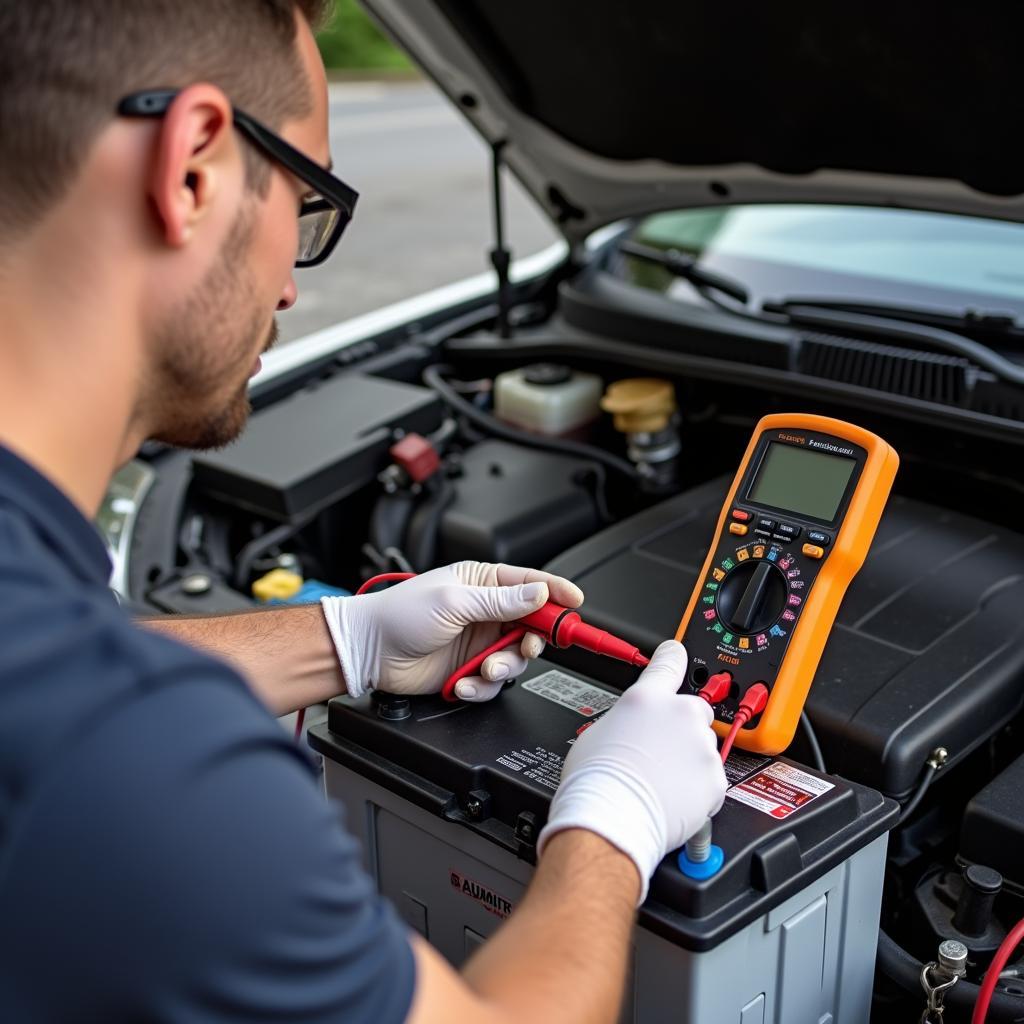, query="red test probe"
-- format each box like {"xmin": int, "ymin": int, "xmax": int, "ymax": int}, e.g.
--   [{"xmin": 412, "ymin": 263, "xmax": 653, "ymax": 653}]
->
[
  {"xmin": 697, "ymin": 673, "xmax": 769, "ymax": 763},
  {"xmin": 356, "ymin": 572, "xmax": 650, "ymax": 701}
]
